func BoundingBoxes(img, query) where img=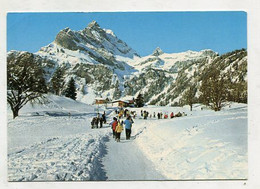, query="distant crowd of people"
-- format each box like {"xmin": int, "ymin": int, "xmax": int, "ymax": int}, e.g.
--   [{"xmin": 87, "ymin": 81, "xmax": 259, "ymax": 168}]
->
[
  {"xmin": 140, "ymin": 110, "xmax": 187, "ymax": 119},
  {"xmin": 90, "ymin": 107, "xmax": 188, "ymax": 142}
]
